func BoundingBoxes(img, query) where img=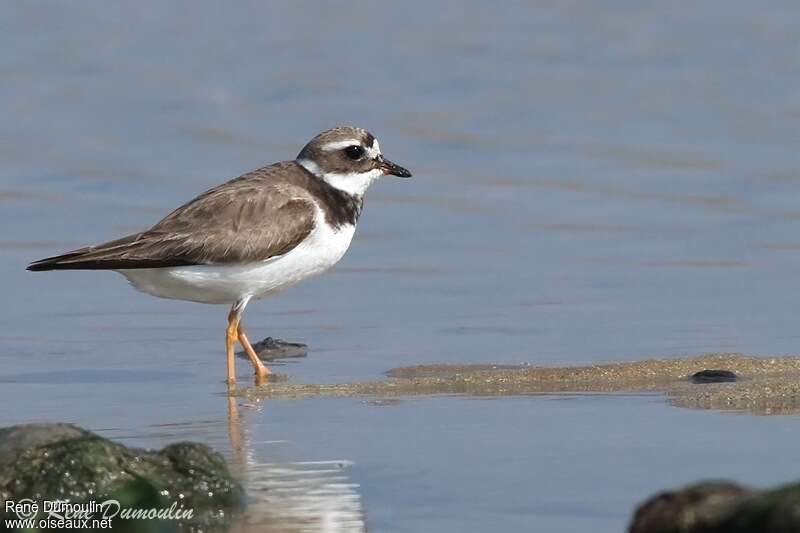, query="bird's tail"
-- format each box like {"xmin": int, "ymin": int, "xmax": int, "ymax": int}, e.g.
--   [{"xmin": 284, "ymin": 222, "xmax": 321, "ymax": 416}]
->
[
  {"xmin": 27, "ymin": 233, "xmax": 146, "ymax": 271},
  {"xmin": 27, "ymin": 250, "xmax": 95, "ymax": 271}
]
